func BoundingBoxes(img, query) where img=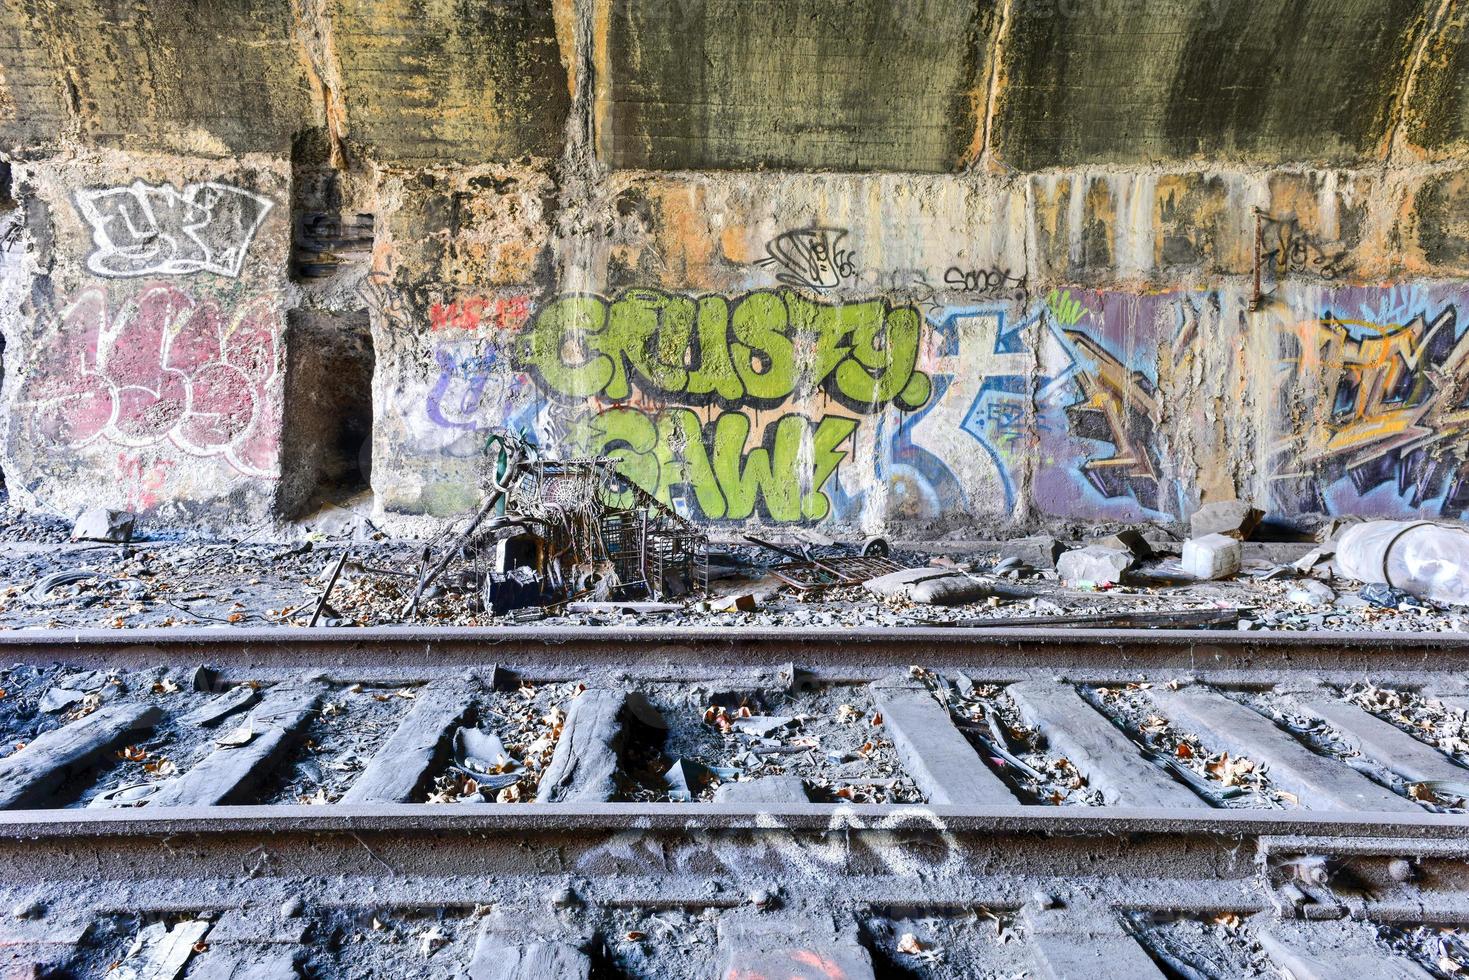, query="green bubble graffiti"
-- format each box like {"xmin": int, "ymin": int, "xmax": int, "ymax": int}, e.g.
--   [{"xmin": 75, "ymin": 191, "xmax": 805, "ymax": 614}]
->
[{"xmin": 524, "ymin": 288, "xmax": 931, "ymax": 522}]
